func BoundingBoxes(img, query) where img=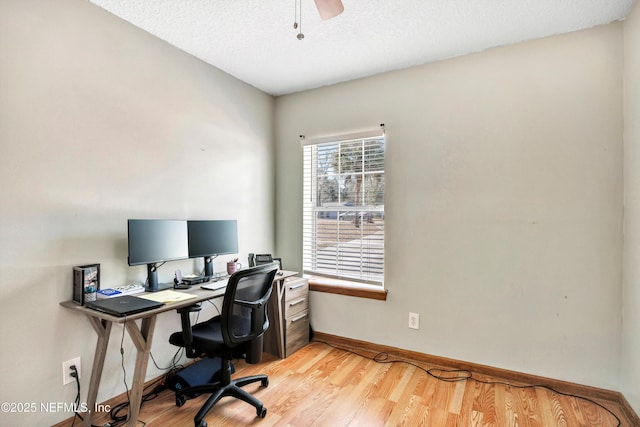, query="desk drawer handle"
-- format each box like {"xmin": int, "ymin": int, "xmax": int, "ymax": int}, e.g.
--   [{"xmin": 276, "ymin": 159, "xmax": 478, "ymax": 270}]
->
[
  {"xmin": 288, "ymin": 283, "xmax": 306, "ymax": 291},
  {"xmin": 289, "ymin": 299, "xmax": 305, "ymax": 307},
  {"xmin": 291, "ymin": 313, "xmax": 308, "ymax": 322}
]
